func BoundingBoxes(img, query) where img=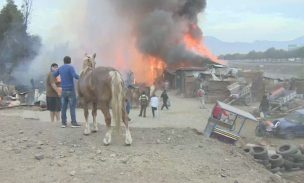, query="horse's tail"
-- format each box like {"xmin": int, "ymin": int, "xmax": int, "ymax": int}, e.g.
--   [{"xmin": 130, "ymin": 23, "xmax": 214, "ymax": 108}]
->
[{"xmin": 109, "ymin": 70, "xmax": 124, "ymax": 131}]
